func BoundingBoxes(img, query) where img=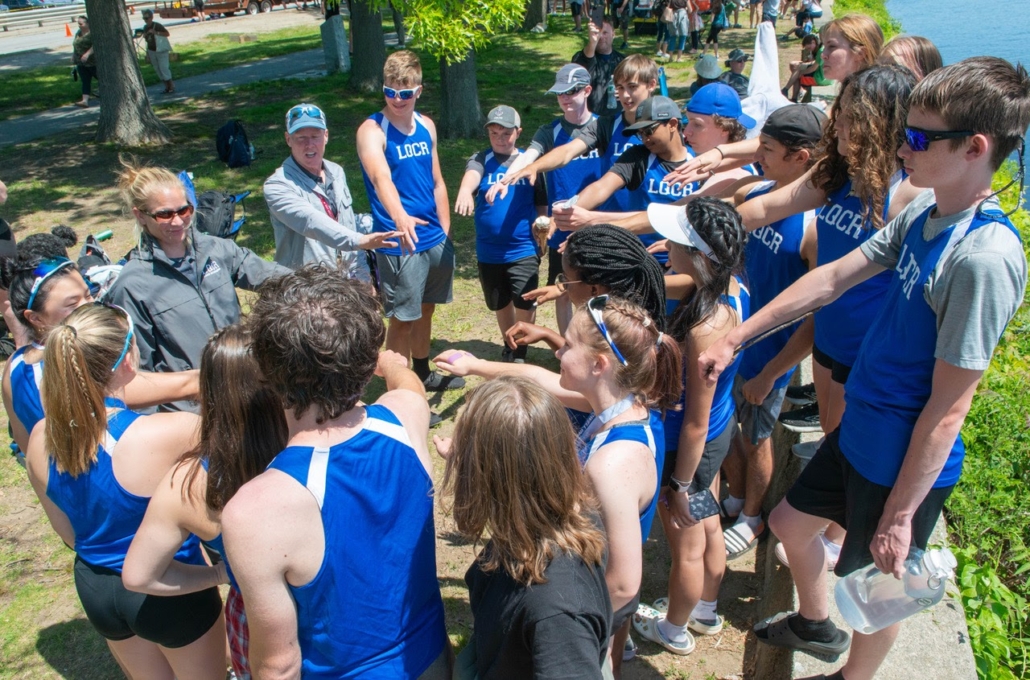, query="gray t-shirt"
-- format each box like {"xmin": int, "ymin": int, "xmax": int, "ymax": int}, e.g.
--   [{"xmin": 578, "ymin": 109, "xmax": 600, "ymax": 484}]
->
[{"xmin": 861, "ymin": 195, "xmax": 1027, "ymax": 371}]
